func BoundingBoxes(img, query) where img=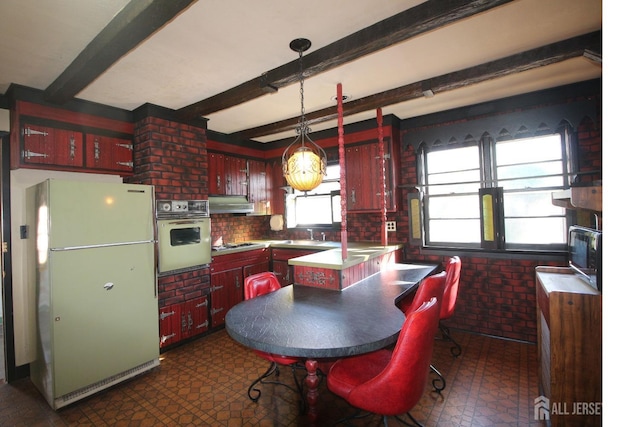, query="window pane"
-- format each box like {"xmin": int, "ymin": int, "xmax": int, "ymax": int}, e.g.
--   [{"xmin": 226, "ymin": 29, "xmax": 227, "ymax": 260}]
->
[
  {"xmin": 429, "ymin": 195, "xmax": 479, "ymax": 219},
  {"xmin": 428, "ymin": 170, "xmax": 481, "ymax": 194},
  {"xmin": 497, "ymin": 160, "xmax": 563, "ymax": 180},
  {"xmin": 496, "ymin": 135, "xmax": 562, "ymax": 164},
  {"xmin": 294, "ymin": 195, "xmax": 332, "ymax": 225},
  {"xmin": 428, "ymin": 146, "xmax": 479, "ymax": 173},
  {"xmin": 287, "ymin": 163, "xmax": 340, "ymax": 227},
  {"xmin": 429, "ymin": 219, "xmax": 480, "ymax": 243},
  {"xmin": 505, "ymin": 217, "xmax": 567, "ymax": 244},
  {"xmin": 503, "ymin": 191, "xmax": 565, "ymax": 217},
  {"xmin": 499, "ymin": 175, "xmax": 565, "ymax": 190}
]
